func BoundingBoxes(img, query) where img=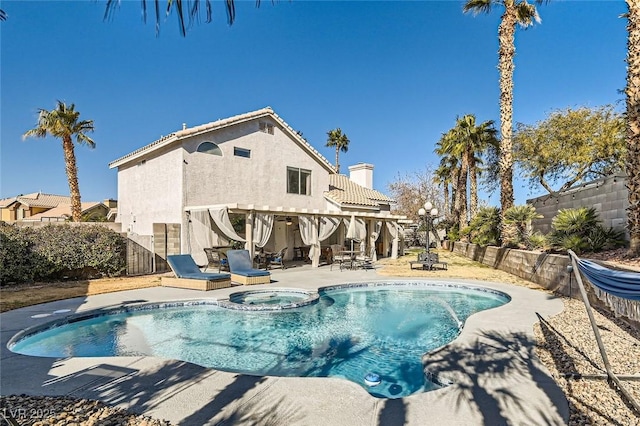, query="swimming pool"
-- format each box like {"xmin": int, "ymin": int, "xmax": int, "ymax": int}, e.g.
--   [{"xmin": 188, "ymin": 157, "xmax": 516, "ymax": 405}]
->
[{"xmin": 9, "ymin": 282, "xmax": 509, "ymax": 398}]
